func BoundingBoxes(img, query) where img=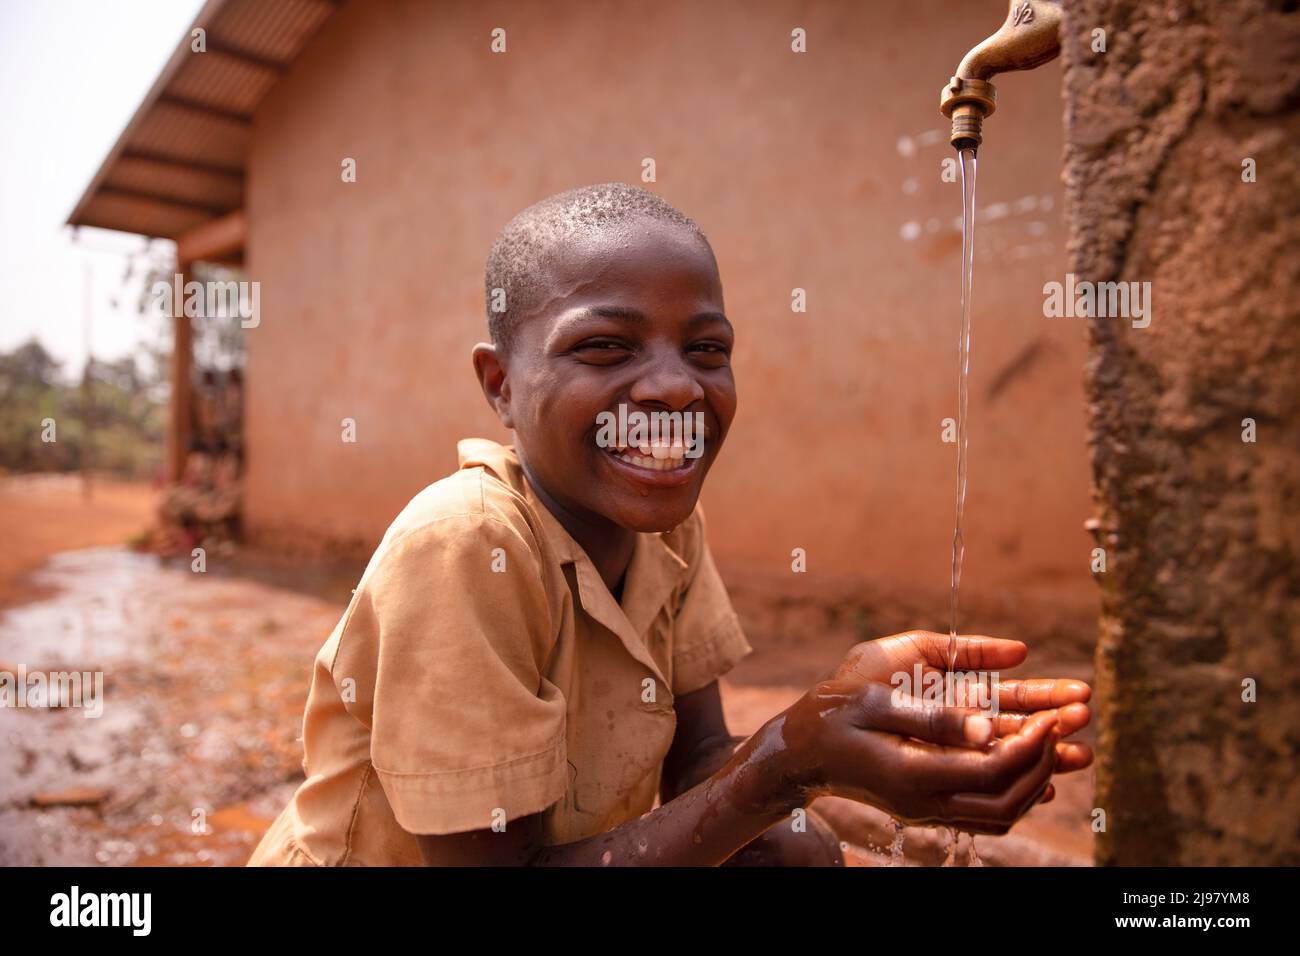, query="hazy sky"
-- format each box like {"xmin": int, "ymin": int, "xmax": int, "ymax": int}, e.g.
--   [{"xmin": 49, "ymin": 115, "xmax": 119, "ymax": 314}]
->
[{"xmin": 0, "ymin": 0, "xmax": 206, "ymax": 376}]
